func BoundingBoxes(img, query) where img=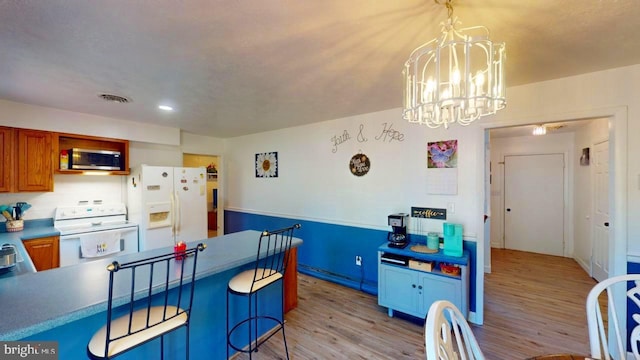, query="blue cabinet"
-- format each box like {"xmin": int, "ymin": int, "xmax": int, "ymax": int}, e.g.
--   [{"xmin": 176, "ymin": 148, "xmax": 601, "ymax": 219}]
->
[{"xmin": 377, "ymin": 244, "xmax": 469, "ymax": 319}]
